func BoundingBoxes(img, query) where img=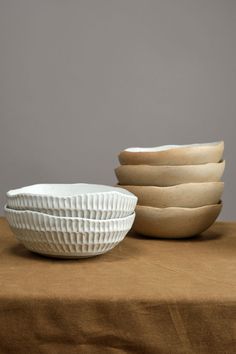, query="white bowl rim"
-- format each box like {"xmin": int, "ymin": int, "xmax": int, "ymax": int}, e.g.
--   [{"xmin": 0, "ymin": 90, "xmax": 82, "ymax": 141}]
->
[
  {"xmin": 6, "ymin": 183, "xmax": 137, "ymax": 200},
  {"xmin": 123, "ymin": 141, "xmax": 223, "ymax": 153},
  {"xmin": 4, "ymin": 205, "xmax": 136, "ymax": 222}
]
